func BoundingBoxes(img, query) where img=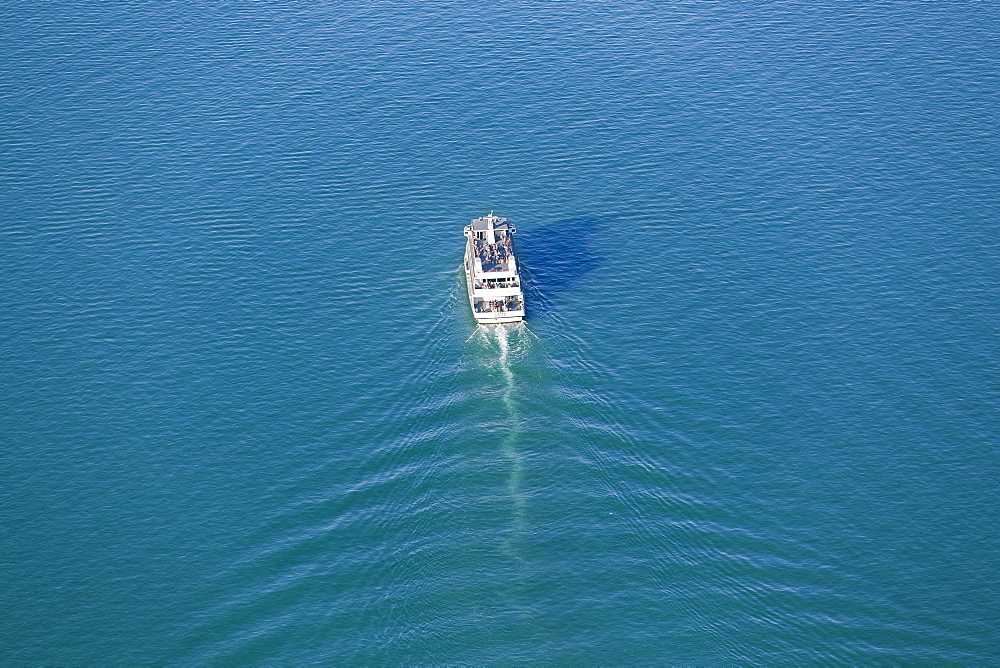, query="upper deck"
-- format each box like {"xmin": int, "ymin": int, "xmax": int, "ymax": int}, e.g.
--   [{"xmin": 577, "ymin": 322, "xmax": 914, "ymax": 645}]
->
[
  {"xmin": 465, "ymin": 213, "xmax": 519, "ymax": 276},
  {"xmin": 472, "ymin": 235, "xmax": 516, "ymax": 273}
]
